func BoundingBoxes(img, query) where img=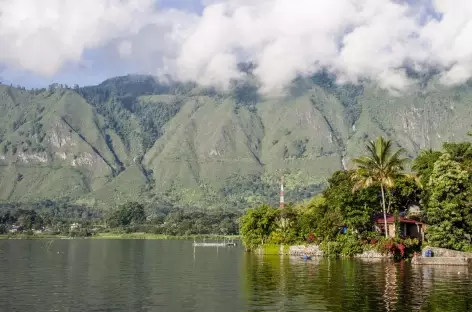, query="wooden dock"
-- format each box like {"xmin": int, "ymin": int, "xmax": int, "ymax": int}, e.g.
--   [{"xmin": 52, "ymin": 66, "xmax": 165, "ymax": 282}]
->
[{"xmin": 192, "ymin": 240, "xmax": 237, "ymax": 247}]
